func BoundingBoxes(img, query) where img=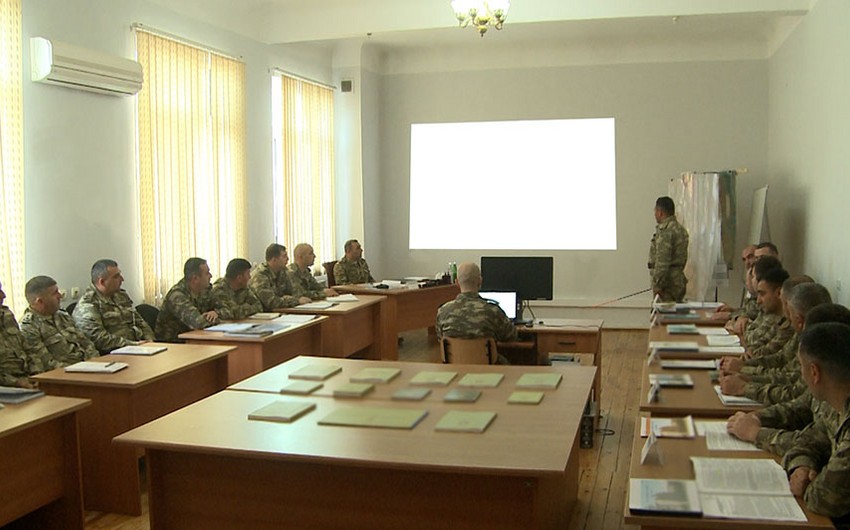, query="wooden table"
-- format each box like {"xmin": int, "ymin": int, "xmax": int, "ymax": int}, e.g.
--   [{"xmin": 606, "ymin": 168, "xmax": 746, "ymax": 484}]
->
[
  {"xmin": 117, "ymin": 358, "xmax": 595, "ymax": 529},
  {"xmin": 180, "ymin": 316, "xmax": 326, "ymax": 384},
  {"xmin": 625, "ymin": 422, "xmax": 833, "ymax": 529},
  {"xmin": 640, "ymin": 361, "xmax": 761, "ymax": 417},
  {"xmin": 280, "ymin": 295, "xmax": 393, "ymax": 360},
  {"xmin": 657, "ymin": 310, "xmax": 729, "ymax": 326},
  {"xmin": 0, "ymin": 396, "xmax": 89, "ymax": 529},
  {"xmin": 32, "ymin": 343, "xmax": 231, "ymax": 515},
  {"xmin": 335, "ymin": 283, "xmax": 460, "ymax": 357}
]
